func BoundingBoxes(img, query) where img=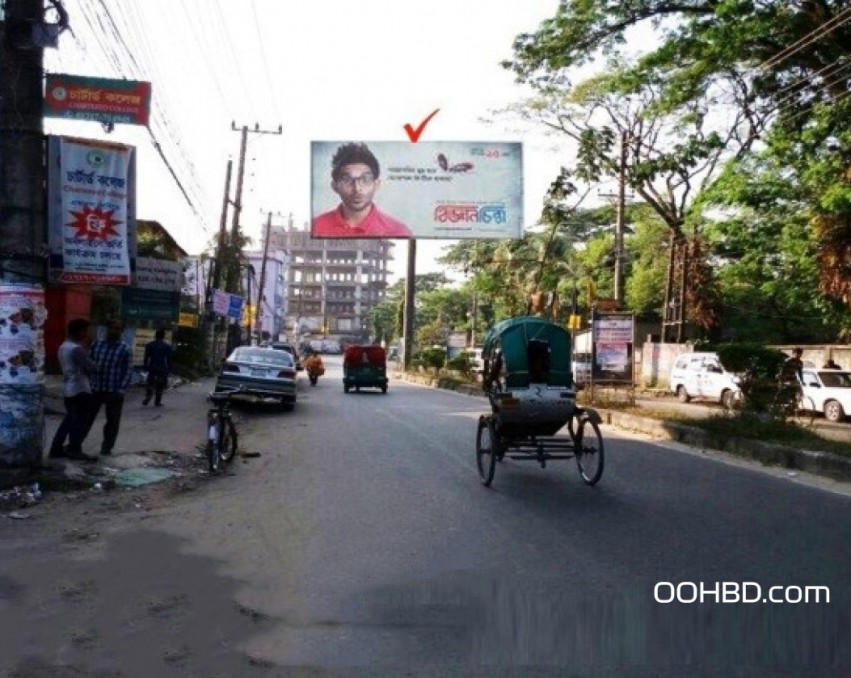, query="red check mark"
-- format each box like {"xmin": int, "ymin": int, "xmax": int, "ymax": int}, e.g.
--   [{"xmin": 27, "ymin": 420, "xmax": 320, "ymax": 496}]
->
[{"xmin": 403, "ymin": 108, "xmax": 440, "ymax": 143}]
